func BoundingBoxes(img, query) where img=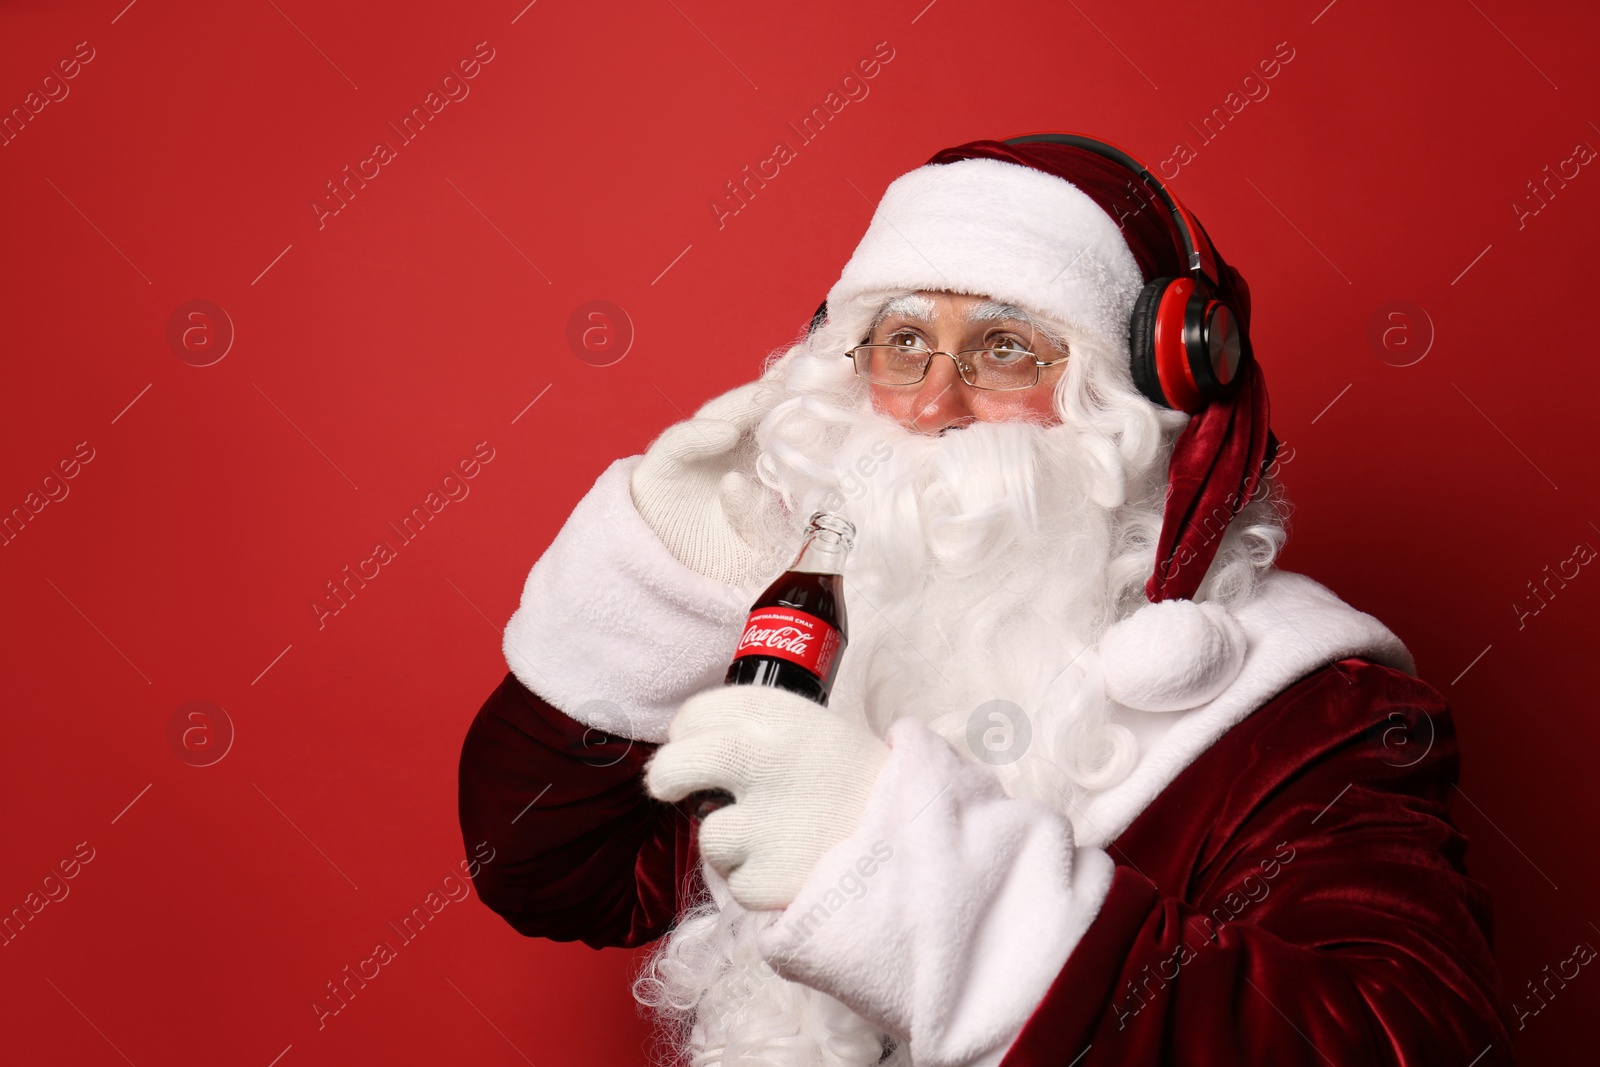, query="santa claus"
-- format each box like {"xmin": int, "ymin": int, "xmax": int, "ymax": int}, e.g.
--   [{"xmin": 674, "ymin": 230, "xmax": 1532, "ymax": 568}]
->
[{"xmin": 457, "ymin": 135, "xmax": 1515, "ymax": 1065}]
